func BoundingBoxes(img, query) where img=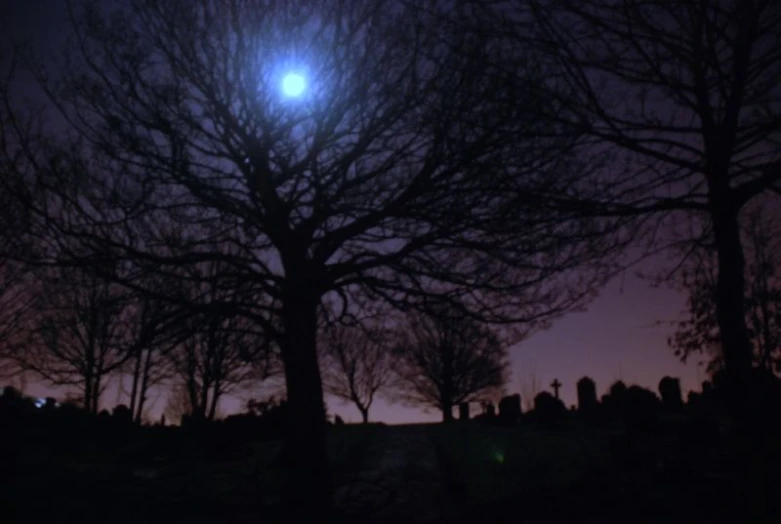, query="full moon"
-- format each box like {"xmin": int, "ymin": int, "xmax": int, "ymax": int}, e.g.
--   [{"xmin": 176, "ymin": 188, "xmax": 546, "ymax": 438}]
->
[{"xmin": 282, "ymin": 73, "xmax": 306, "ymax": 97}]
